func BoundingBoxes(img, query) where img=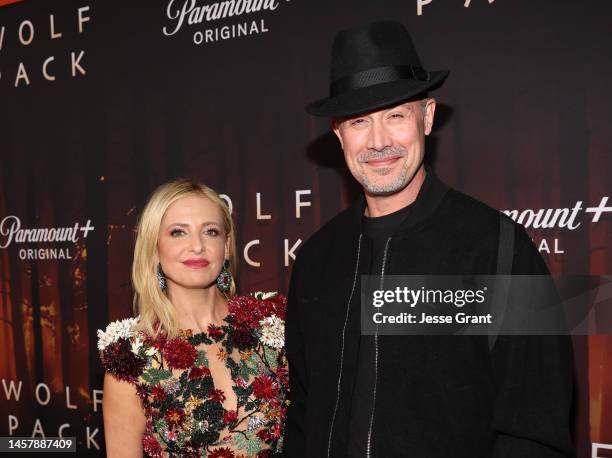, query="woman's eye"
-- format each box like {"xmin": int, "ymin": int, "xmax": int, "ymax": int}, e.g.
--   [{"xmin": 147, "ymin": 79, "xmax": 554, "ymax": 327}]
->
[
  {"xmin": 204, "ymin": 227, "xmax": 220, "ymax": 236},
  {"xmin": 170, "ymin": 228, "xmax": 185, "ymax": 237}
]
